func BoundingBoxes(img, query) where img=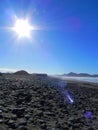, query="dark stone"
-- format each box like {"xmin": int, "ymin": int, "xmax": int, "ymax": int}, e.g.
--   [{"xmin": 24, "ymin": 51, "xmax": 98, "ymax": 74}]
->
[
  {"xmin": 0, "ymin": 114, "xmax": 3, "ymax": 118},
  {"xmin": 41, "ymin": 123, "xmax": 47, "ymax": 129},
  {"xmin": 7, "ymin": 119, "xmax": 15, "ymax": 124},
  {"xmin": 11, "ymin": 114, "xmax": 17, "ymax": 120},
  {"xmin": 87, "ymin": 128, "xmax": 94, "ymax": 130},
  {"xmin": 0, "ymin": 126, "xmax": 7, "ymax": 130},
  {"xmin": 12, "ymin": 108, "xmax": 25, "ymax": 118},
  {"xmin": 12, "ymin": 108, "xmax": 18, "ymax": 114},
  {"xmin": 0, "ymin": 72, "xmax": 2, "ymax": 76},
  {"xmin": 0, "ymin": 119, "xmax": 3, "ymax": 123},
  {"xmin": 7, "ymin": 119, "xmax": 16, "ymax": 129},
  {"xmin": 24, "ymin": 114, "xmax": 30, "ymax": 120},
  {"xmin": 16, "ymin": 119, "xmax": 27, "ymax": 126},
  {"xmin": 17, "ymin": 126, "xmax": 28, "ymax": 130},
  {"xmin": 16, "ymin": 98, "xmax": 24, "ymax": 105},
  {"xmin": 25, "ymin": 94, "xmax": 32, "ymax": 102}
]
